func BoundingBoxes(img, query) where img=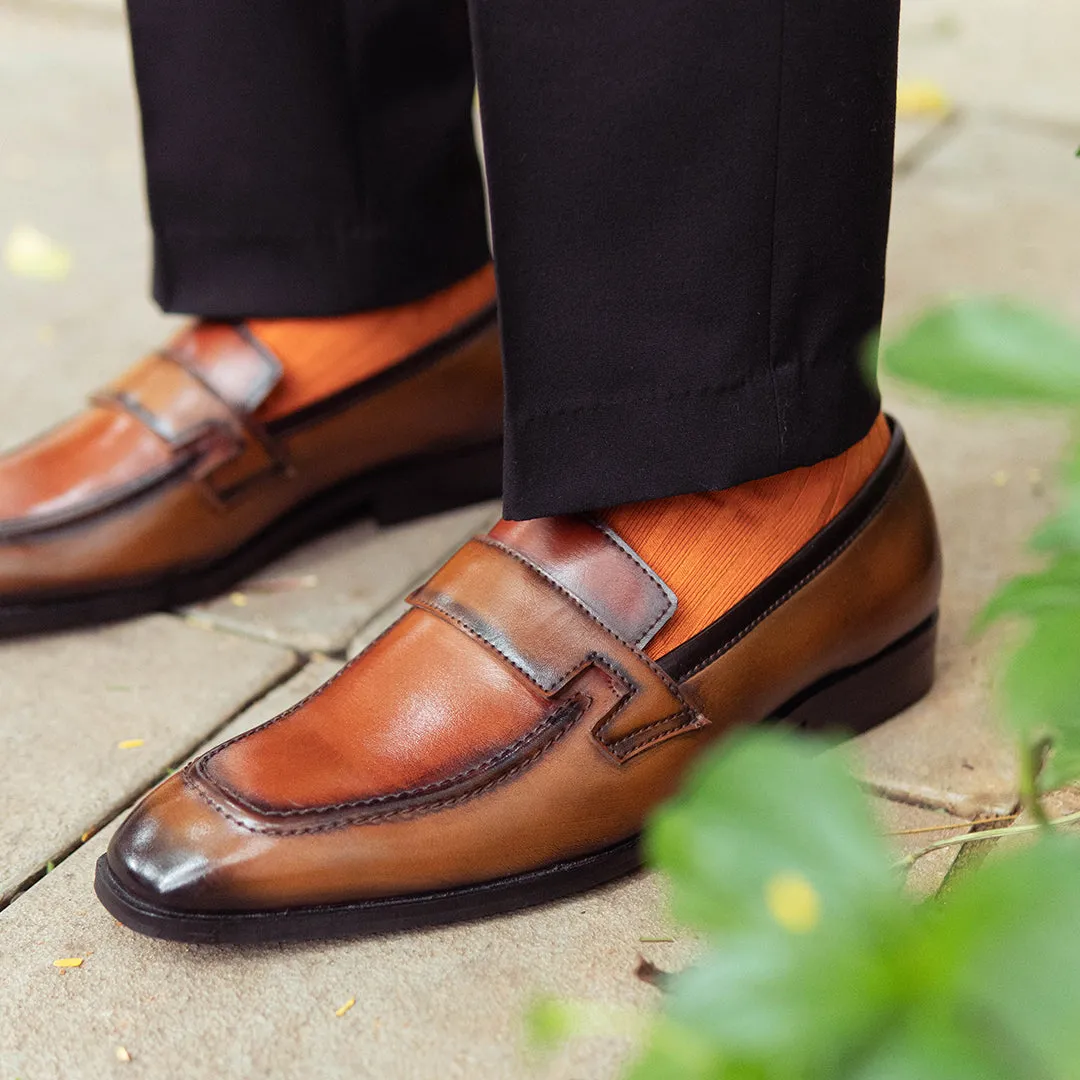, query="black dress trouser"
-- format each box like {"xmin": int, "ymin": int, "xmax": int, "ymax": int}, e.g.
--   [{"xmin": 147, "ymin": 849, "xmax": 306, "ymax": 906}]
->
[{"xmin": 126, "ymin": 0, "xmax": 901, "ymax": 520}]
